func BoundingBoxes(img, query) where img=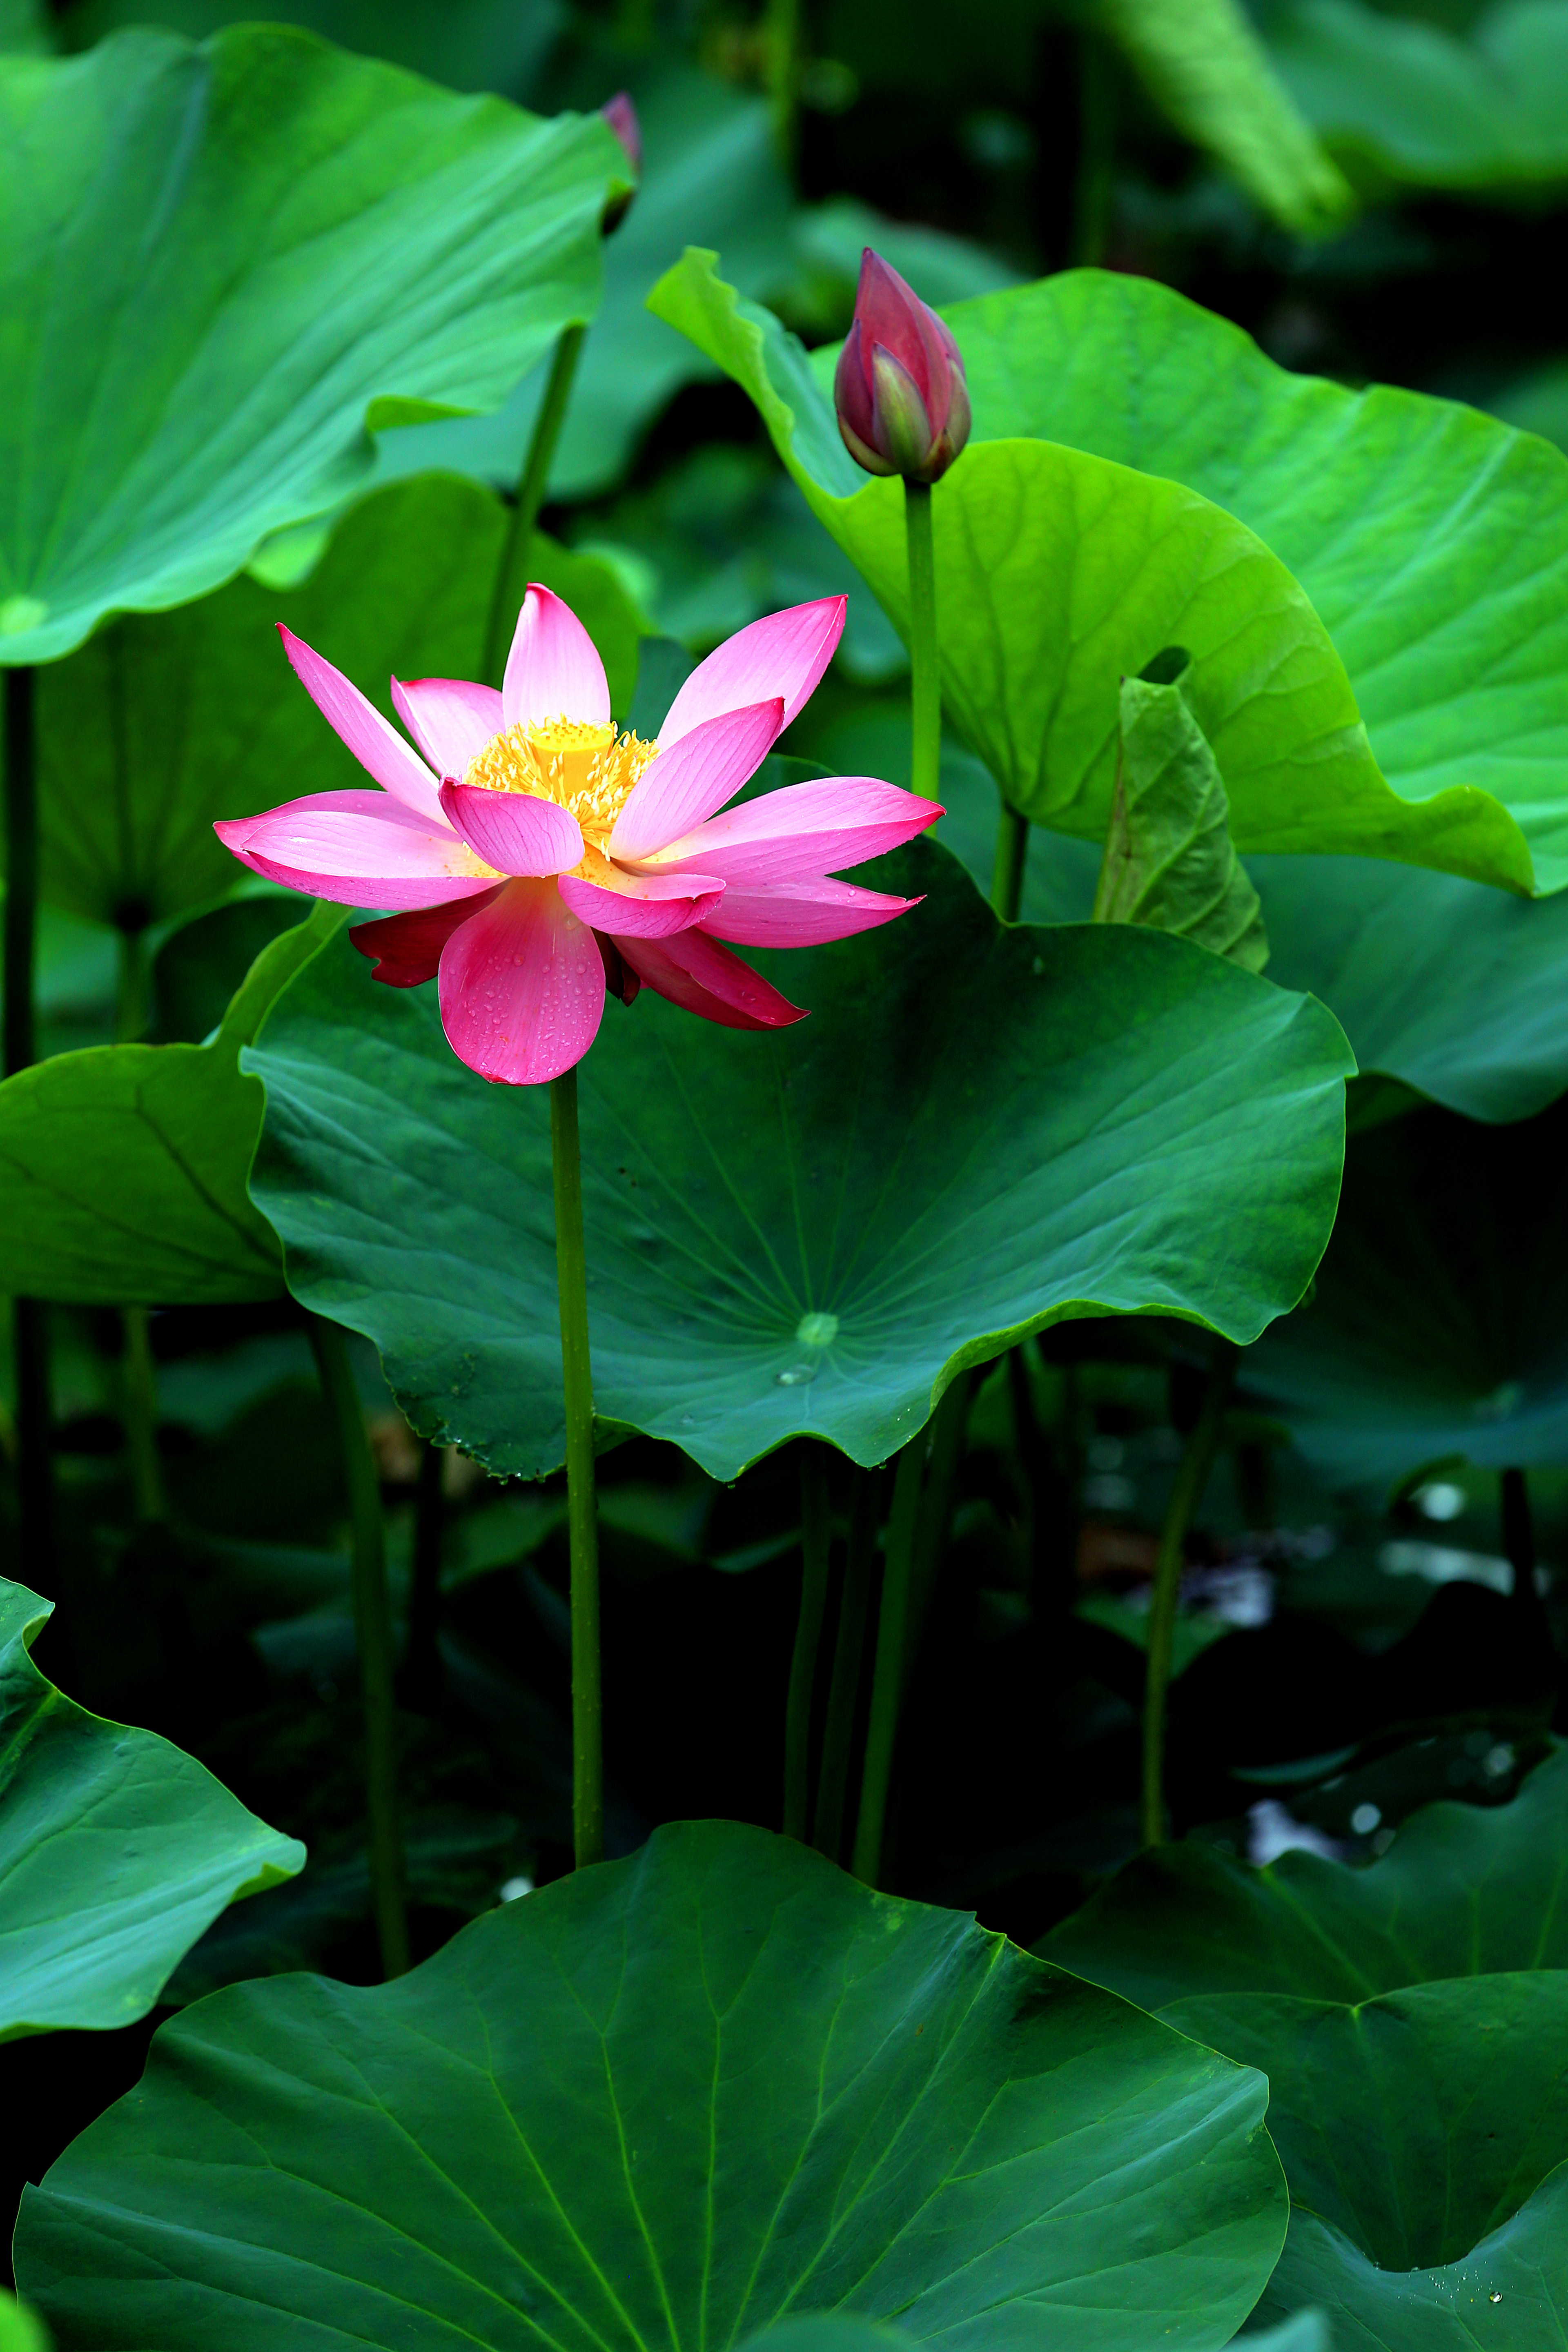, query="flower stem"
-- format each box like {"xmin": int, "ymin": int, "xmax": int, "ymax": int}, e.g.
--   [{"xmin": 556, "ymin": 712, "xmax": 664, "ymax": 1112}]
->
[
  {"xmin": 851, "ymin": 1438, "xmax": 924, "ymax": 1886},
  {"xmin": 905, "ymin": 1370, "xmax": 973, "ymax": 1679},
  {"xmin": 1141, "ymin": 1342, "xmax": 1235, "ymax": 1848},
  {"xmin": 307, "ymin": 1313, "xmax": 410, "ymax": 1978},
  {"xmin": 551, "ymin": 1065, "xmax": 603, "ymax": 1869},
  {"xmin": 812, "ymin": 1466, "xmax": 880, "ymax": 1863},
  {"xmin": 904, "ymin": 477, "xmax": 941, "ymax": 804},
  {"xmin": 483, "ymin": 323, "xmax": 586, "ymax": 686},
  {"xmin": 4, "ymin": 665, "xmax": 53, "ymax": 1594},
  {"xmin": 990, "ymin": 802, "xmax": 1029, "ymax": 921},
  {"xmin": 403, "ymin": 1437, "xmax": 446, "ymax": 1711},
  {"xmin": 784, "ymin": 1441, "xmax": 832, "ymax": 1840}
]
